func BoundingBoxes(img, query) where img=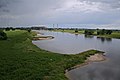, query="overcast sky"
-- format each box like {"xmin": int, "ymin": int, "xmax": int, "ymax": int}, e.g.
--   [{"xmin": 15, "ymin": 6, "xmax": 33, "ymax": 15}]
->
[{"xmin": 0, "ymin": 0, "xmax": 120, "ymax": 28}]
